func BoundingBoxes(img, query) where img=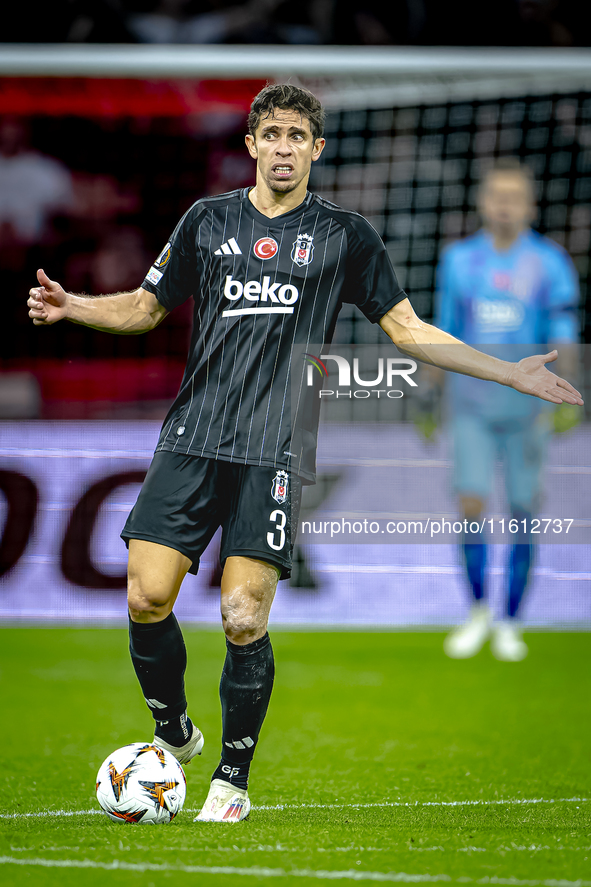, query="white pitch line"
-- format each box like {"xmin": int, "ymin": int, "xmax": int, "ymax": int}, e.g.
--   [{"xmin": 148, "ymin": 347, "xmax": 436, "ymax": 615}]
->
[
  {"xmin": 0, "ymin": 808, "xmax": 101, "ymax": 820},
  {"xmin": 0, "ymin": 857, "xmax": 590, "ymax": 886},
  {"xmin": 1, "ymin": 797, "xmax": 587, "ymax": 821},
  {"xmin": 252, "ymin": 798, "xmax": 589, "ymax": 812}
]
